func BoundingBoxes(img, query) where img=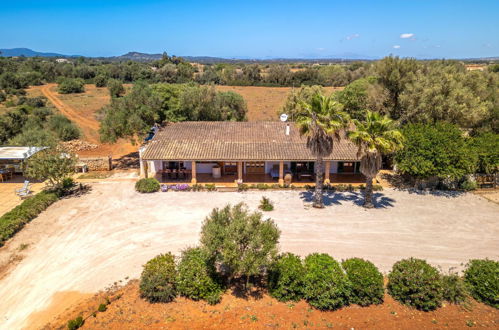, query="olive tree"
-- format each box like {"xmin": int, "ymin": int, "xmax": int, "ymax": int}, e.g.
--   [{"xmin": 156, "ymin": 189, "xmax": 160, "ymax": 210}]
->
[
  {"xmin": 25, "ymin": 147, "xmax": 77, "ymax": 188},
  {"xmin": 200, "ymin": 203, "xmax": 280, "ymax": 289}
]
